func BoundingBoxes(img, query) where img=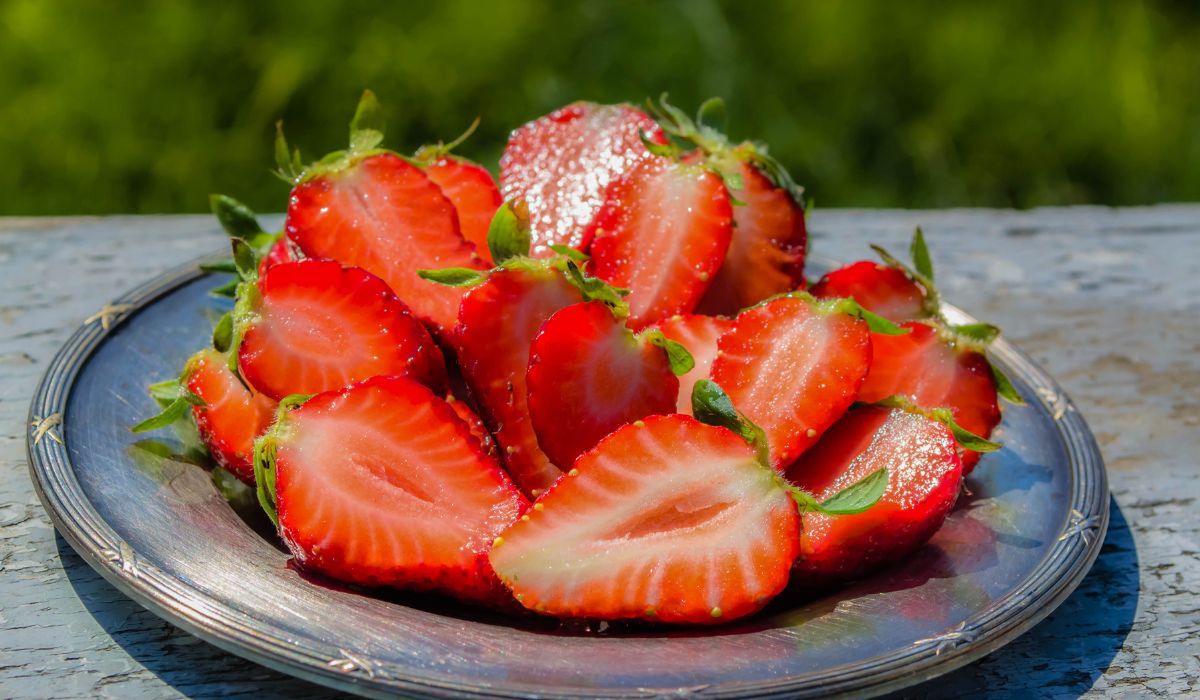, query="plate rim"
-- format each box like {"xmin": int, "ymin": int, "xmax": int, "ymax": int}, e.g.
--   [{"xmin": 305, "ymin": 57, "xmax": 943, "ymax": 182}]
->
[{"xmin": 27, "ymin": 253, "xmax": 1109, "ymax": 699}]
